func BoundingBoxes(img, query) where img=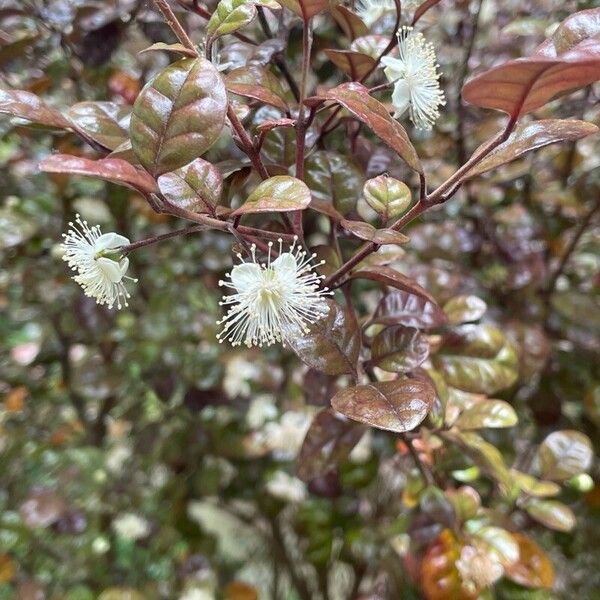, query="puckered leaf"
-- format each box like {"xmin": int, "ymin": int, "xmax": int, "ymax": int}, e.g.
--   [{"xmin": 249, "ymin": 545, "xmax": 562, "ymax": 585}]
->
[
  {"xmin": 454, "ymin": 400, "xmax": 518, "ymax": 430},
  {"xmin": 225, "ymin": 65, "xmax": 288, "ymax": 111},
  {"xmin": 39, "ymin": 154, "xmax": 158, "ymax": 194},
  {"xmin": 286, "ymin": 299, "xmax": 360, "ymax": 376},
  {"xmin": 363, "ymin": 175, "xmax": 412, "ymax": 222},
  {"xmin": 307, "ymin": 82, "xmax": 422, "ymax": 173},
  {"xmin": 296, "ymin": 409, "xmax": 365, "ymax": 482},
  {"xmin": 505, "ymin": 533, "xmax": 556, "ymax": 589},
  {"xmin": 331, "ymin": 378, "xmax": 434, "ymax": 433},
  {"xmin": 67, "ymin": 101, "xmax": 131, "ymax": 150},
  {"xmin": 373, "ymin": 290, "xmax": 447, "ymax": 329},
  {"xmin": 233, "ymin": 175, "xmax": 311, "ymax": 215},
  {"xmin": 340, "ymin": 219, "xmax": 409, "ymax": 246},
  {"xmin": 433, "ymin": 324, "xmax": 519, "ymax": 395},
  {"xmin": 370, "ymin": 326, "xmax": 430, "ymax": 373},
  {"xmin": 130, "ymin": 58, "xmax": 227, "ymax": 176},
  {"xmin": 443, "ymin": 295, "xmax": 487, "ymax": 325},
  {"xmin": 157, "ymin": 158, "xmax": 223, "ymax": 214},
  {"xmin": 524, "ymin": 499, "xmax": 576, "ymax": 532},
  {"xmin": 465, "ymin": 120, "xmax": 598, "ymax": 179},
  {"xmin": 207, "ymin": 0, "xmax": 279, "ymax": 41},
  {"xmin": 0, "ymin": 89, "xmax": 70, "ymax": 129},
  {"xmin": 537, "ymin": 430, "xmax": 593, "ymax": 481},
  {"xmin": 350, "ymin": 266, "xmax": 437, "ymax": 304}
]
